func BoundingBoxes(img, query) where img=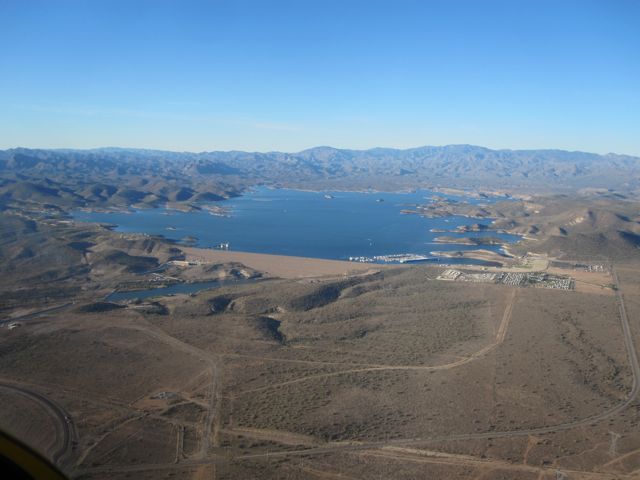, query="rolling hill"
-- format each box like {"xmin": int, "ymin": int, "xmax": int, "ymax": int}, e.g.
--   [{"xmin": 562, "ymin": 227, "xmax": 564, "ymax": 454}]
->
[{"xmin": 1, "ymin": 145, "xmax": 639, "ymax": 211}]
